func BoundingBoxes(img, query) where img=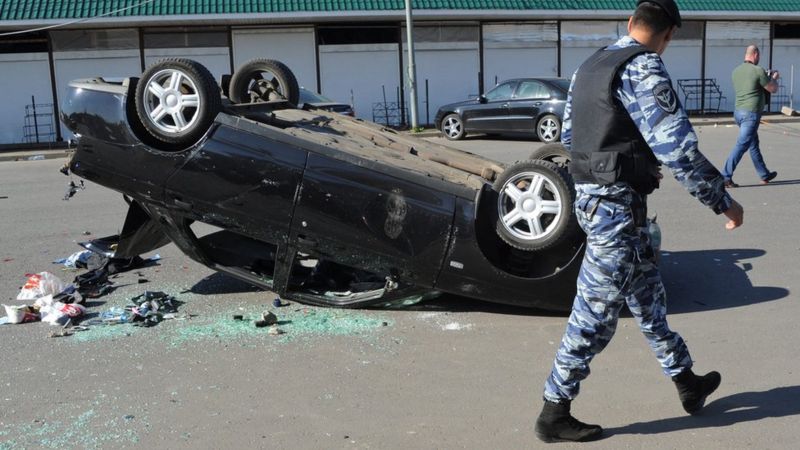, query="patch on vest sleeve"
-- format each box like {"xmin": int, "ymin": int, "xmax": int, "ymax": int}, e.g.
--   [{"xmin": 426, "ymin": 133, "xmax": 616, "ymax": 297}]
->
[{"xmin": 653, "ymin": 82, "xmax": 678, "ymax": 114}]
